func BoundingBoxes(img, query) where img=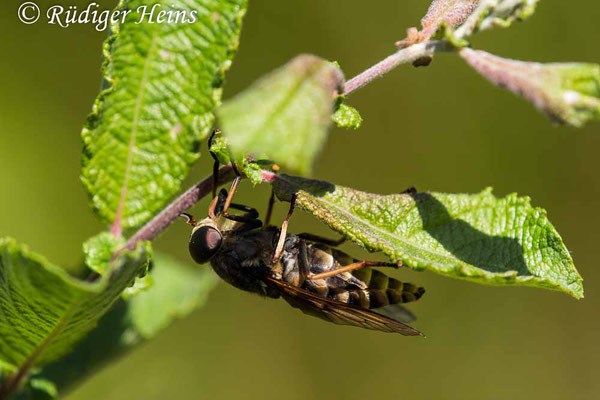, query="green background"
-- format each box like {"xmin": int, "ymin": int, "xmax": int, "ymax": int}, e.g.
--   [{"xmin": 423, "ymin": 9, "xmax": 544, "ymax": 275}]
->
[{"xmin": 1, "ymin": 0, "xmax": 599, "ymax": 398}]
